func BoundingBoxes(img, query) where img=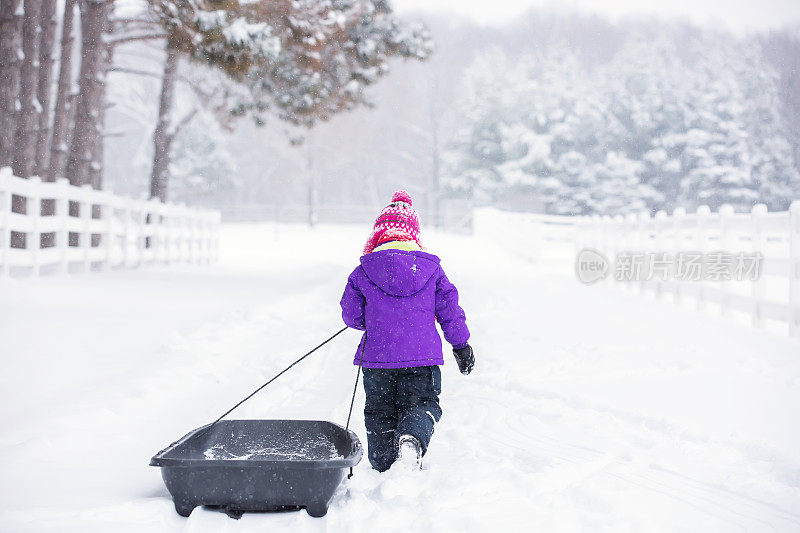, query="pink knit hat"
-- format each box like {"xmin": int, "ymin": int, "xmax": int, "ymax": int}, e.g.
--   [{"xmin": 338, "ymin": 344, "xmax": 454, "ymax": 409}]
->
[{"xmin": 363, "ymin": 190, "xmax": 422, "ymax": 255}]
